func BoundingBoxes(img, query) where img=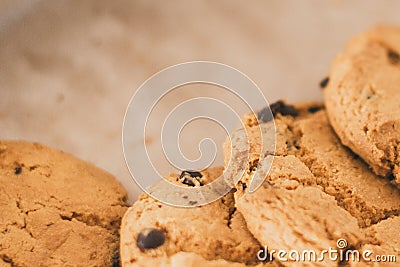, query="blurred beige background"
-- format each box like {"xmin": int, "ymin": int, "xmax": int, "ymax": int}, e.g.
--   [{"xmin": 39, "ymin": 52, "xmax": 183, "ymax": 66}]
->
[{"xmin": 1, "ymin": 0, "xmax": 400, "ymax": 202}]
